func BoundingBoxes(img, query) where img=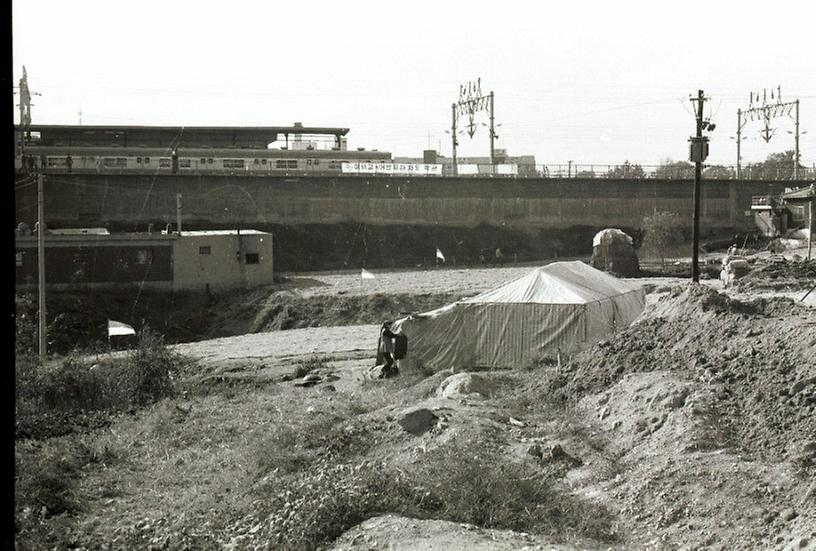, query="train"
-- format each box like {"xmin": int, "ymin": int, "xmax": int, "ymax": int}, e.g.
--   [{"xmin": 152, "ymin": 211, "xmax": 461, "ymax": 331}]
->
[{"xmin": 16, "ymin": 145, "xmax": 395, "ymax": 176}]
